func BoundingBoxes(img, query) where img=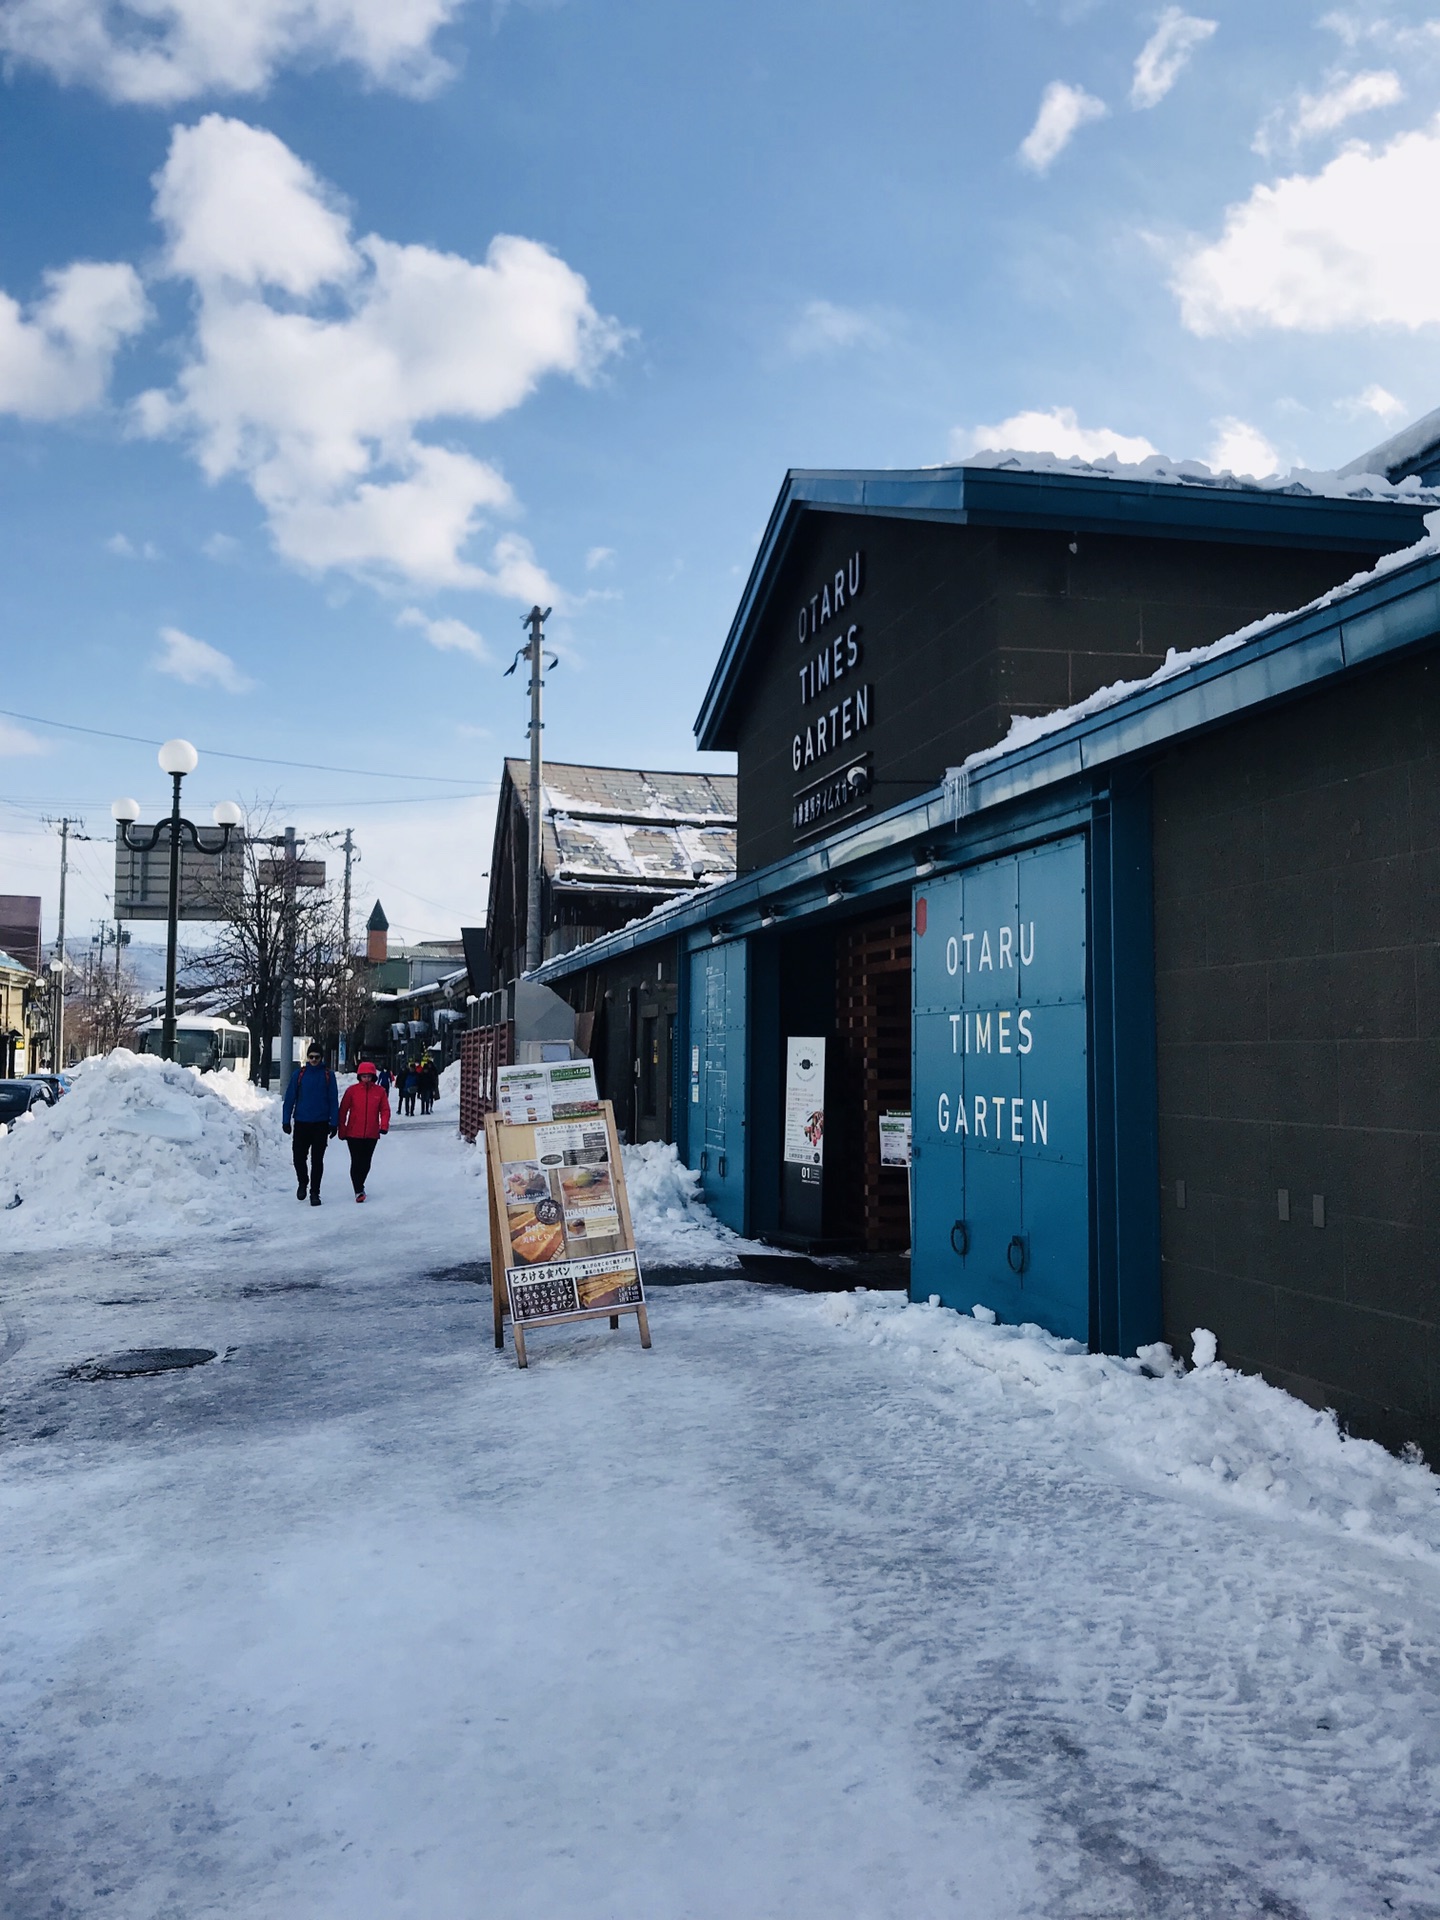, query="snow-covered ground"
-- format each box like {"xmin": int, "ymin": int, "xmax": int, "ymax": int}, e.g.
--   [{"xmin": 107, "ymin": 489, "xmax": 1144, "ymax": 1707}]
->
[{"xmin": 3, "ymin": 1062, "xmax": 1439, "ymax": 1916}]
